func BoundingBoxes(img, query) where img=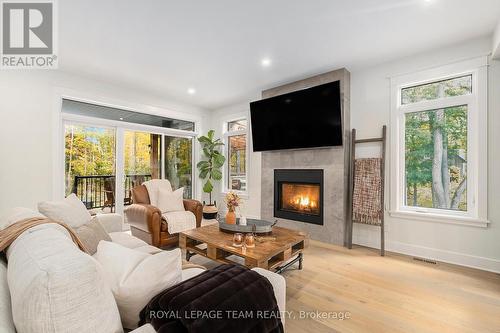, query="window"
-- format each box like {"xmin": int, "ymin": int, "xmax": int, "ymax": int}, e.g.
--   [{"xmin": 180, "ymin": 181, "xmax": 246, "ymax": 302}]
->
[
  {"xmin": 390, "ymin": 58, "xmax": 488, "ymax": 226},
  {"xmin": 224, "ymin": 119, "xmax": 248, "ymax": 193}
]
